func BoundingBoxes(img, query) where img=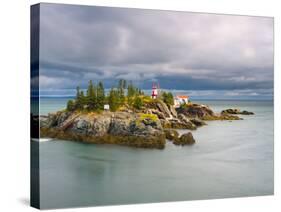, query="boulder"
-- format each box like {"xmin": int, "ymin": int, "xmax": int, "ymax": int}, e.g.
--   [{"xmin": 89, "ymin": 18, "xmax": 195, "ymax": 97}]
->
[
  {"xmin": 150, "ymin": 109, "xmax": 166, "ymax": 119},
  {"xmin": 160, "ymin": 119, "xmax": 172, "ymax": 128},
  {"xmin": 40, "ymin": 113, "xmax": 58, "ymax": 128},
  {"xmin": 71, "ymin": 118, "xmax": 91, "ymax": 134},
  {"xmin": 221, "ymin": 108, "xmax": 254, "ymax": 115},
  {"xmin": 39, "ymin": 115, "xmax": 49, "ymax": 128},
  {"xmin": 173, "ymin": 132, "xmax": 195, "ymax": 146},
  {"xmin": 90, "ymin": 116, "xmax": 111, "ymax": 136},
  {"xmin": 169, "ymin": 104, "xmax": 178, "ymax": 118},
  {"xmin": 156, "ymin": 100, "xmax": 172, "ymax": 118},
  {"xmin": 108, "ymin": 116, "xmax": 132, "ymax": 136},
  {"xmin": 221, "ymin": 108, "xmax": 240, "ymax": 114},
  {"xmin": 178, "ymin": 114, "xmax": 197, "ymax": 129},
  {"xmin": 190, "ymin": 118, "xmax": 207, "ymax": 127},
  {"xmin": 164, "ymin": 129, "xmax": 179, "ymax": 142},
  {"xmin": 176, "ymin": 103, "xmax": 214, "ymax": 119},
  {"xmin": 176, "ymin": 103, "xmax": 242, "ymax": 121},
  {"xmin": 169, "ymin": 119, "xmax": 196, "ymax": 130},
  {"xmin": 56, "ymin": 111, "xmax": 71, "ymax": 126},
  {"xmin": 240, "ymin": 110, "xmax": 254, "ymax": 115}
]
